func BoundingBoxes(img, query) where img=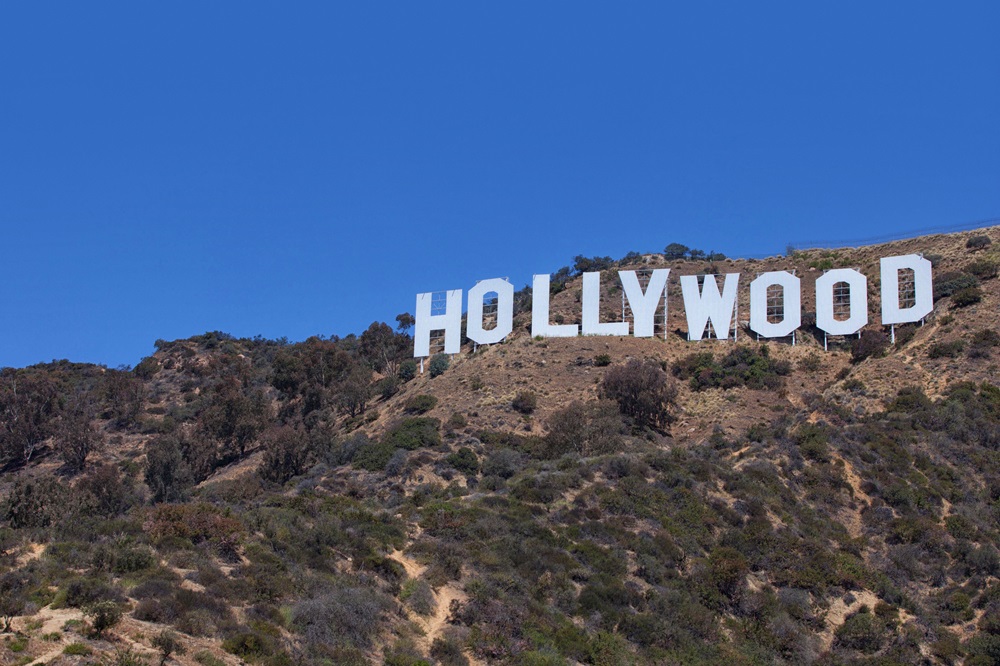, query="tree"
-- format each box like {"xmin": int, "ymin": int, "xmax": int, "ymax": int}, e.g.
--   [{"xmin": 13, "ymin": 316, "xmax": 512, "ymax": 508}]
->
[
  {"xmin": 151, "ymin": 630, "xmax": 185, "ymax": 665},
  {"xmin": 199, "ymin": 377, "xmax": 271, "ymax": 460},
  {"xmin": 339, "ymin": 364, "xmax": 373, "ymax": 417},
  {"xmin": 599, "ymin": 359, "xmax": 677, "ymax": 431},
  {"xmin": 77, "ymin": 464, "xmax": 137, "ymax": 517},
  {"xmin": 619, "ymin": 251, "xmax": 644, "ymax": 266},
  {"xmin": 86, "ymin": 600, "xmax": 123, "ymax": 638},
  {"xmin": 56, "ymin": 400, "xmax": 102, "ymax": 472},
  {"xmin": 663, "ymin": 243, "xmax": 690, "ymax": 260},
  {"xmin": 0, "ymin": 571, "xmax": 31, "ymax": 632},
  {"xmin": 0, "ymin": 372, "xmax": 61, "ymax": 464},
  {"xmin": 144, "ymin": 436, "xmax": 193, "ymax": 503},
  {"xmin": 395, "ymin": 312, "xmax": 415, "ymax": 333},
  {"xmin": 573, "ymin": 255, "xmax": 614, "ymax": 274},
  {"xmin": 259, "ymin": 426, "xmax": 311, "ymax": 484},
  {"xmin": 359, "ymin": 322, "xmax": 409, "ymax": 376},
  {"xmin": 103, "ymin": 369, "xmax": 145, "ymax": 428},
  {"xmin": 542, "ymin": 400, "xmax": 626, "ymax": 458},
  {"xmin": 2, "ymin": 475, "xmax": 68, "ymax": 529}
]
